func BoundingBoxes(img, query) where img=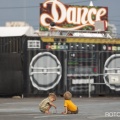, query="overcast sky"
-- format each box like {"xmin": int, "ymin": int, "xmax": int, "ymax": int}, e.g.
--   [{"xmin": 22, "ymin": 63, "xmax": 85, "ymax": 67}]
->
[{"xmin": 0, "ymin": 0, "xmax": 120, "ymax": 37}]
